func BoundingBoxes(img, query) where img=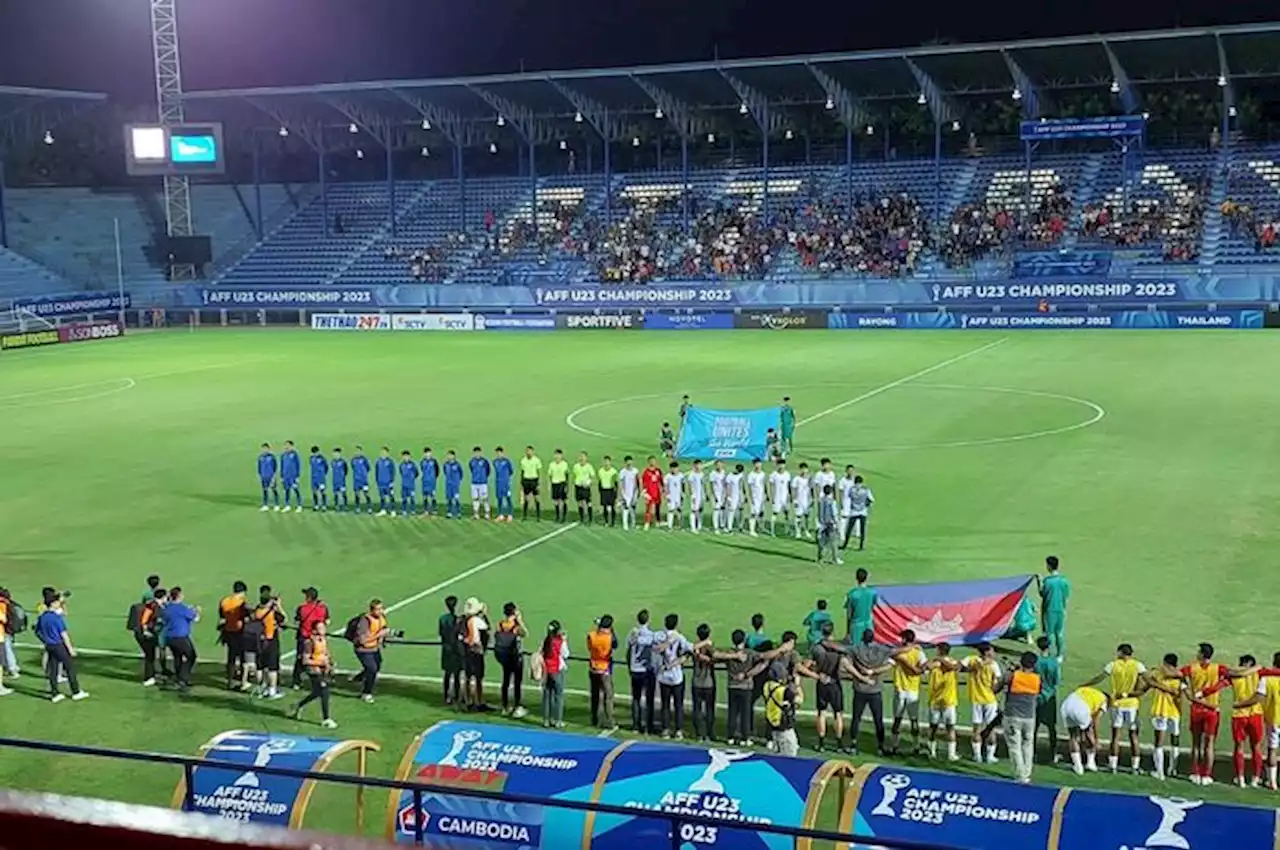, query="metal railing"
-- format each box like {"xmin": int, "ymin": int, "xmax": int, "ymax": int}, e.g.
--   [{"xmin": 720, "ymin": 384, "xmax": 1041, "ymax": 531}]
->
[{"xmin": 0, "ymin": 735, "xmax": 957, "ymax": 850}]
